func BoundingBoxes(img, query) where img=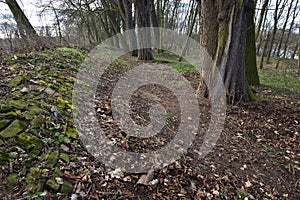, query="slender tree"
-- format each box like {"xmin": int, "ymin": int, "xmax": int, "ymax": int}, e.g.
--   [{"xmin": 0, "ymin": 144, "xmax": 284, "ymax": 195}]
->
[
  {"xmin": 275, "ymin": 0, "xmax": 293, "ymax": 57},
  {"xmin": 255, "ymin": 0, "xmax": 269, "ymax": 39},
  {"xmin": 266, "ymin": 0, "xmax": 288, "ymax": 63},
  {"xmin": 246, "ymin": 0, "xmax": 260, "ymax": 85}
]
